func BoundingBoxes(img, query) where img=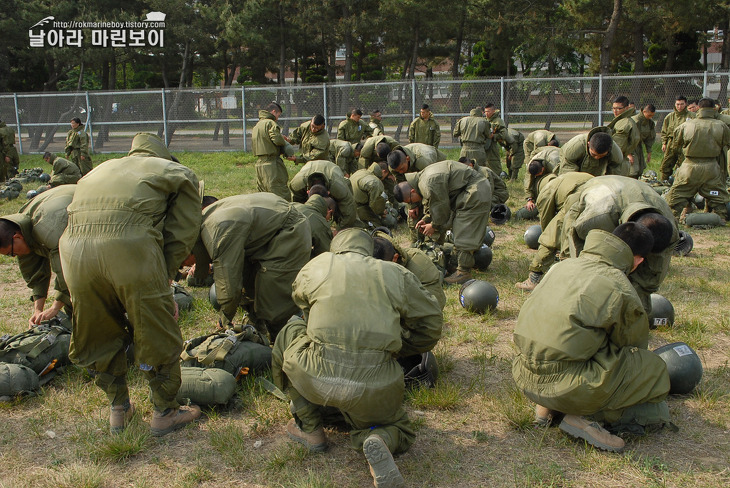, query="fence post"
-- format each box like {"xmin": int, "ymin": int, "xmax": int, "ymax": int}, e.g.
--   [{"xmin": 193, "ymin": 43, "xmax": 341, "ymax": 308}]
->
[
  {"xmin": 411, "ymin": 78, "xmax": 416, "ymax": 119},
  {"xmin": 13, "ymin": 93, "xmax": 23, "ymax": 155},
  {"xmin": 161, "ymin": 88, "xmax": 169, "ymax": 146},
  {"xmin": 500, "ymin": 77, "xmax": 506, "ymax": 124},
  {"xmin": 598, "ymin": 74, "xmax": 603, "ymax": 126},
  {"xmin": 85, "ymin": 91, "xmax": 94, "ymax": 154},
  {"xmin": 323, "ymin": 83, "xmax": 328, "ymax": 132},
  {"xmin": 241, "ymin": 85, "xmax": 247, "ymax": 152},
  {"xmin": 703, "ymin": 71, "xmax": 708, "ymax": 97}
]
